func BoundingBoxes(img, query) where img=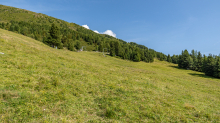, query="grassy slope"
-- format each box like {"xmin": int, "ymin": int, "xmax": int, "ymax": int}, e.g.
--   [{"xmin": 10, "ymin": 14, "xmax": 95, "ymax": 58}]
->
[
  {"xmin": 0, "ymin": 4, "xmax": 105, "ymax": 51},
  {"xmin": 0, "ymin": 4, "xmax": 83, "ymax": 31},
  {"xmin": 0, "ymin": 28, "xmax": 220, "ymax": 122}
]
